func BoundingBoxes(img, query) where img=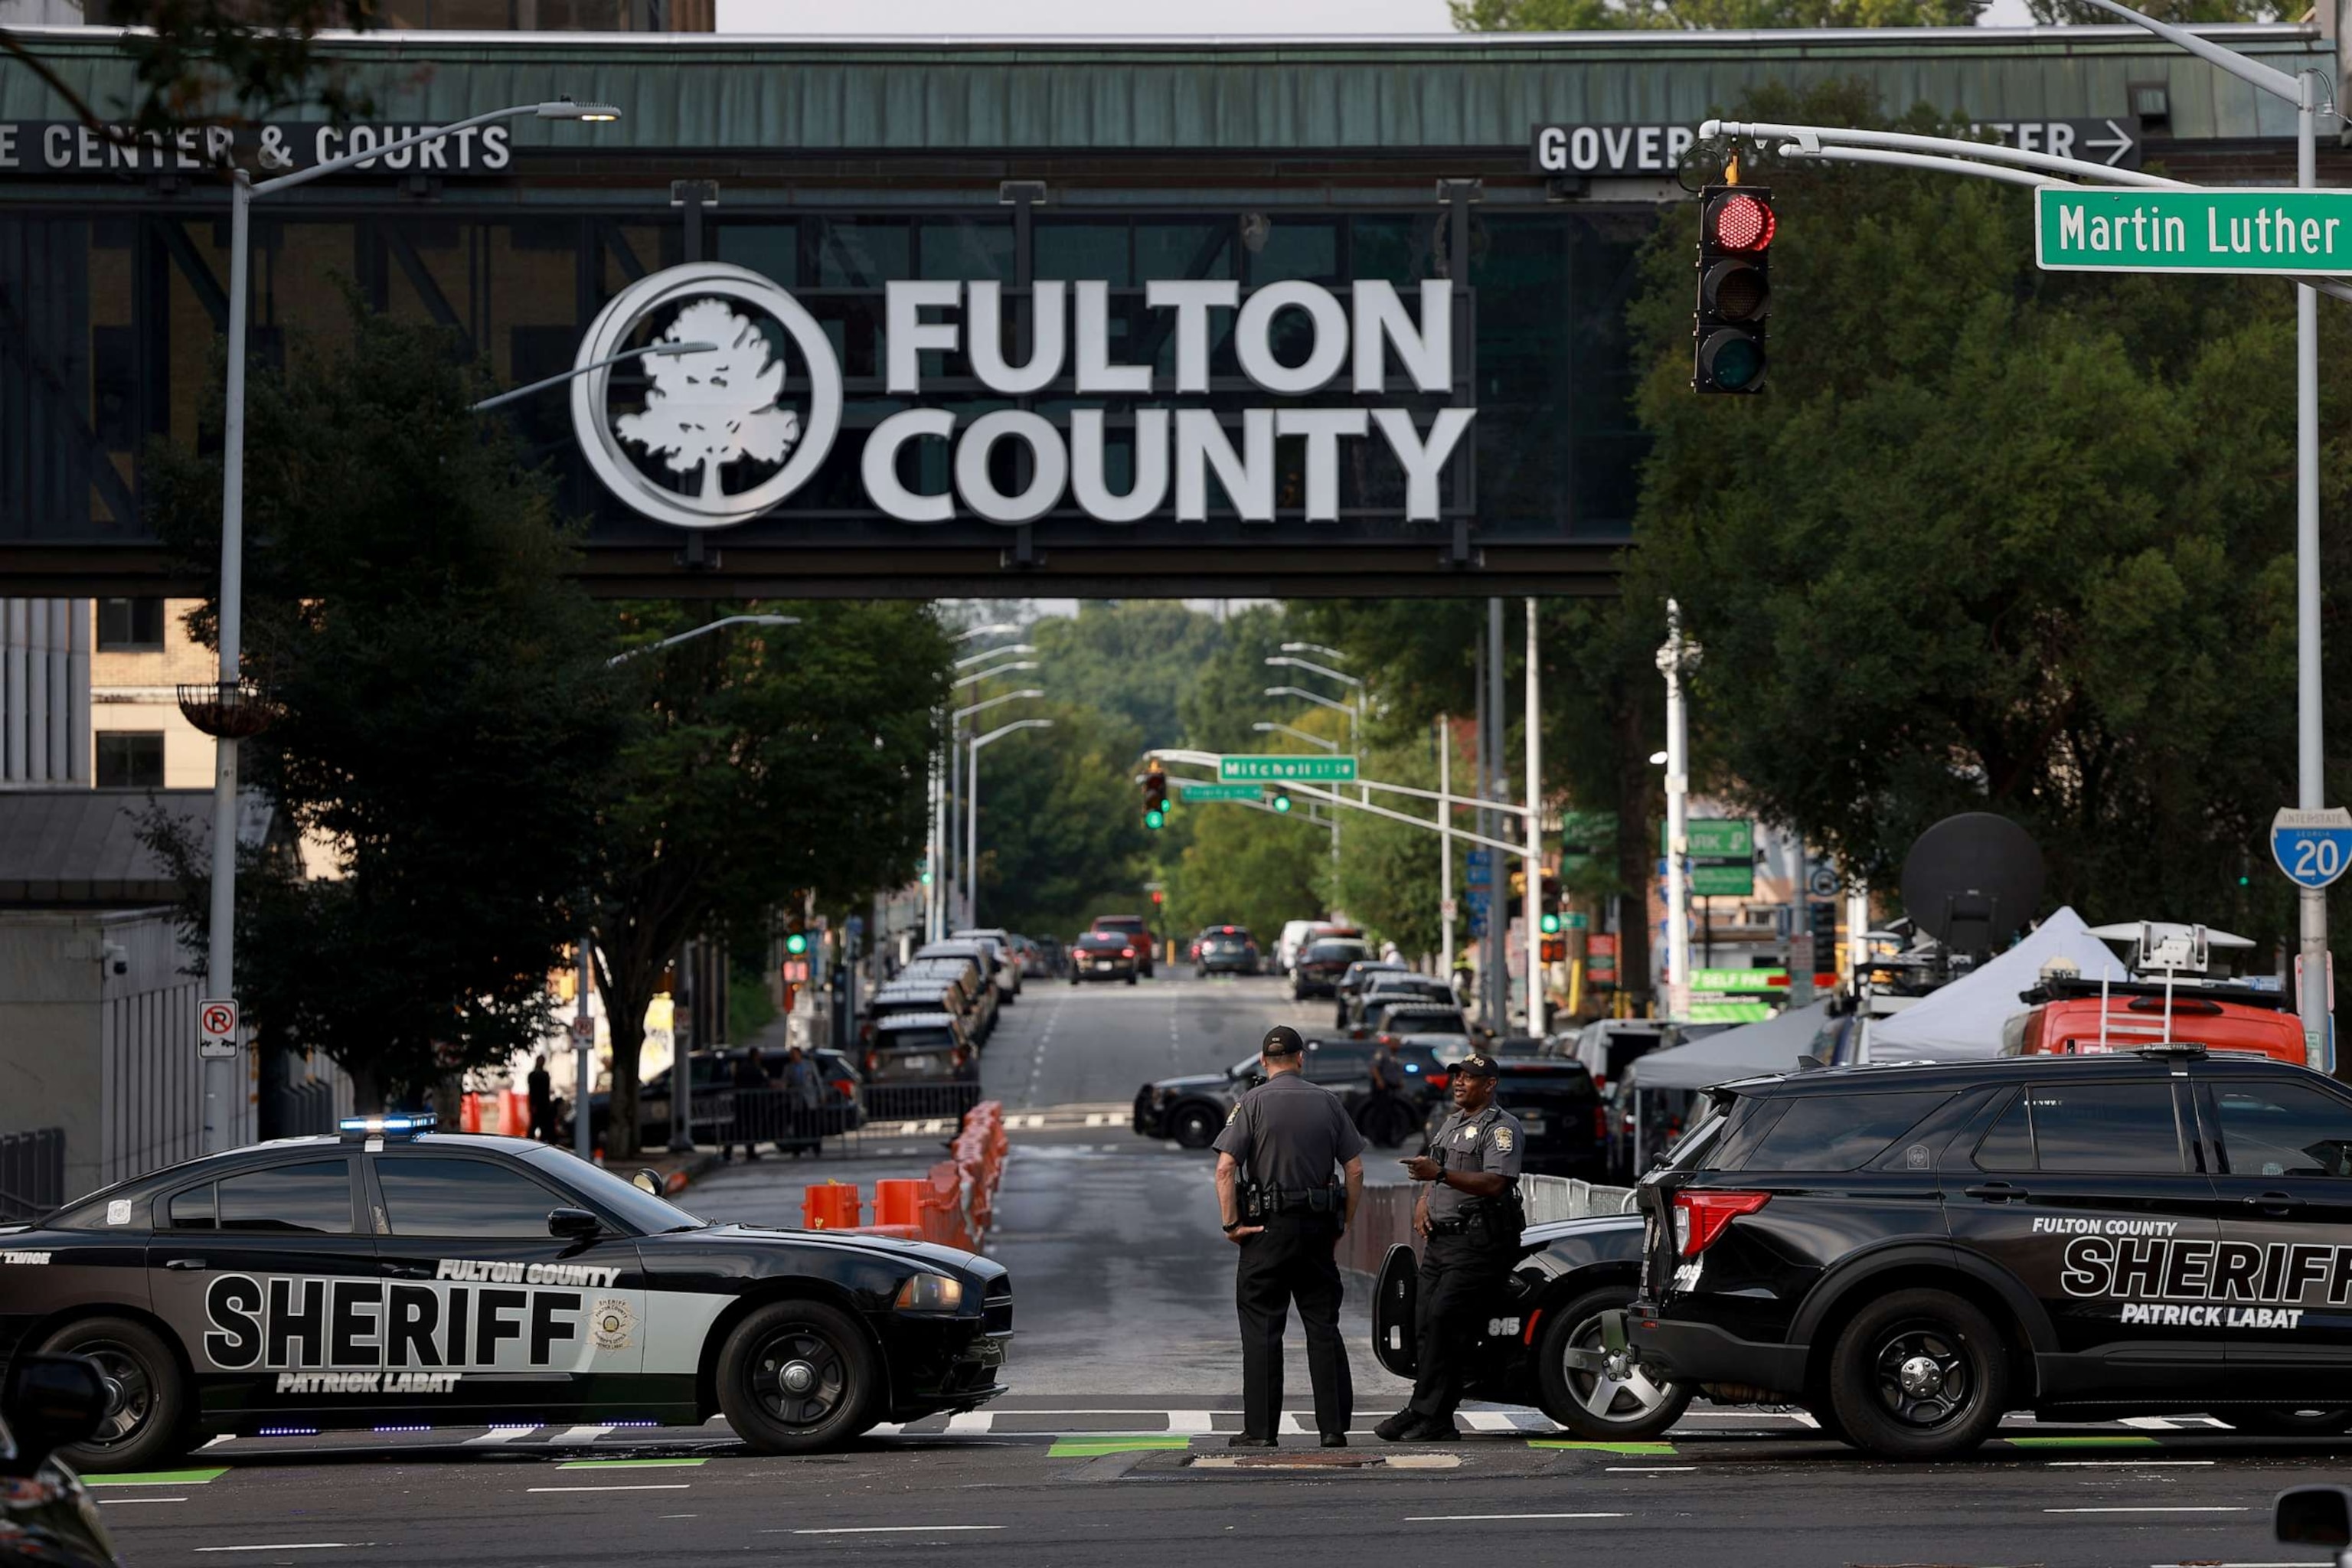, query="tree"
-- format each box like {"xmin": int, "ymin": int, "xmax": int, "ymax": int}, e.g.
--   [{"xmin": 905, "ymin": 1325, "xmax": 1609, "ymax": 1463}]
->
[
  {"xmin": 593, "ymin": 600, "xmax": 948, "ymax": 1158},
  {"xmin": 142, "ymin": 302, "xmax": 626, "ymax": 1109},
  {"xmin": 616, "ymin": 302, "xmax": 802, "ymax": 503},
  {"xmin": 967, "ymin": 701, "xmax": 1156, "ymax": 939},
  {"xmin": 1031, "ymin": 602, "xmax": 1230, "ymax": 746},
  {"xmin": 1161, "ymin": 798, "xmax": 1328, "ymax": 946},
  {"xmin": 1617, "ymin": 80, "xmax": 2330, "ymax": 948},
  {"xmin": 5, "ymin": 2, "xmax": 381, "ymax": 161}
]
